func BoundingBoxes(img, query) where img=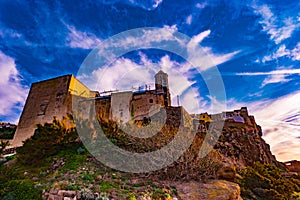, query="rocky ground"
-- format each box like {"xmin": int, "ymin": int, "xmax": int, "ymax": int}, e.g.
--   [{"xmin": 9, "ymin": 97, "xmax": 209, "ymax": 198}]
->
[{"xmin": 1, "ymin": 115, "xmax": 299, "ymax": 199}]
